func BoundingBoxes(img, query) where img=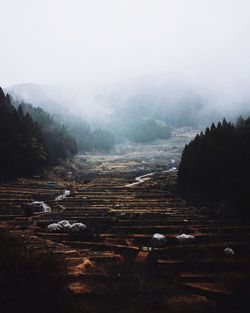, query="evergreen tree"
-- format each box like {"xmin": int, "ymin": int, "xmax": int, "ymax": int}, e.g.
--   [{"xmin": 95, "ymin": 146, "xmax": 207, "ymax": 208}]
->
[
  {"xmin": 178, "ymin": 117, "xmax": 250, "ymax": 217},
  {"xmin": 0, "ymin": 87, "xmax": 78, "ymax": 181}
]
